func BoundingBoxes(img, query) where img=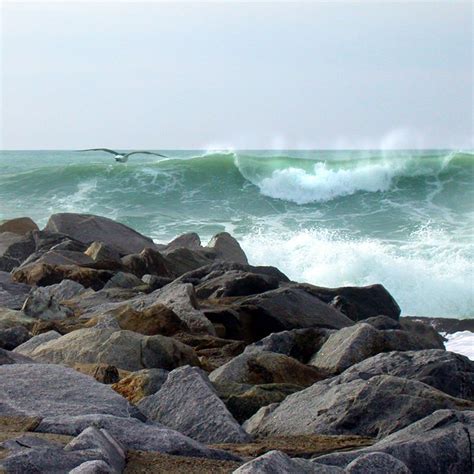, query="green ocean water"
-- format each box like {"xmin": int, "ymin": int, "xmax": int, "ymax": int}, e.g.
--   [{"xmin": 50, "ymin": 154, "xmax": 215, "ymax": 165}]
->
[{"xmin": 0, "ymin": 149, "xmax": 473, "ymax": 317}]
